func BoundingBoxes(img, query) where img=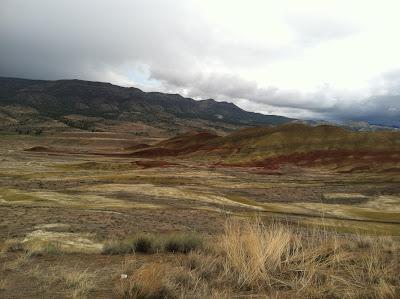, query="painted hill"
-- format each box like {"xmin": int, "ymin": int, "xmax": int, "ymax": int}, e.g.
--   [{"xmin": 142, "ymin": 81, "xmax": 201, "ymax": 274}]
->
[
  {"xmin": 132, "ymin": 124, "xmax": 400, "ymax": 172},
  {"xmin": 132, "ymin": 131, "xmax": 220, "ymax": 157}
]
